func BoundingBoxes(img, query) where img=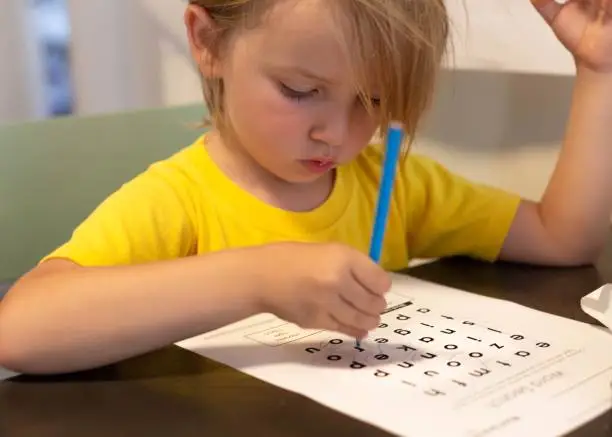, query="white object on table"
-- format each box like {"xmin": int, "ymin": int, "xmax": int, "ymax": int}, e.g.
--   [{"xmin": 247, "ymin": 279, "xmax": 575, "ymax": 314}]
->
[
  {"xmin": 0, "ymin": 367, "xmax": 17, "ymax": 381},
  {"xmin": 581, "ymin": 284, "xmax": 612, "ymax": 331}
]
